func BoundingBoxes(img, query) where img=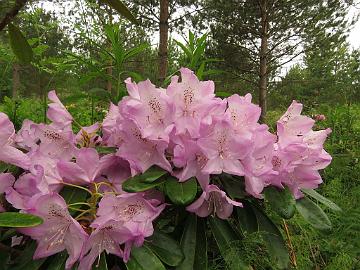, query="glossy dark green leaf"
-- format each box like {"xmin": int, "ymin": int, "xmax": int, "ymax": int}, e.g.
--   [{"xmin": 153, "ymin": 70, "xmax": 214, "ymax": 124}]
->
[
  {"xmin": 176, "ymin": 215, "xmax": 197, "ymax": 270},
  {"xmin": 302, "ymin": 189, "xmax": 341, "ymax": 211},
  {"xmin": 10, "ymin": 242, "xmax": 46, "ymax": 270},
  {"xmin": 100, "ymin": 0, "xmax": 138, "ymax": 24},
  {"xmin": 8, "ymin": 23, "xmax": 33, "ymax": 64},
  {"xmin": 147, "ymin": 230, "xmax": 184, "ymax": 266},
  {"xmin": 60, "ymin": 186, "xmax": 89, "ymax": 205},
  {"xmin": 296, "ymin": 197, "xmax": 332, "ymax": 230},
  {"xmin": 46, "ymin": 252, "xmax": 67, "ymax": 270},
  {"xmin": 122, "ymin": 176, "xmax": 166, "ymax": 193},
  {"xmin": 60, "ymin": 186, "xmax": 89, "ymax": 215},
  {"xmin": 209, "ymin": 218, "xmax": 249, "ymax": 270},
  {"xmin": 126, "ymin": 245, "xmax": 165, "ymax": 270},
  {"xmin": 165, "ymin": 177, "xmax": 197, "ymax": 205},
  {"xmin": 0, "ymin": 212, "xmax": 43, "ymax": 228},
  {"xmin": 137, "ymin": 166, "xmax": 168, "ymax": 183},
  {"xmin": 221, "ymin": 174, "xmax": 247, "ymax": 199},
  {"xmin": 194, "ymin": 218, "xmax": 207, "ymax": 270},
  {"xmin": 264, "ymin": 186, "xmax": 296, "ymax": 219},
  {"xmin": 236, "ymin": 206, "xmax": 258, "ymax": 234},
  {"xmin": 251, "ymin": 206, "xmax": 290, "ymax": 269}
]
